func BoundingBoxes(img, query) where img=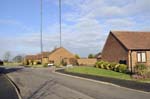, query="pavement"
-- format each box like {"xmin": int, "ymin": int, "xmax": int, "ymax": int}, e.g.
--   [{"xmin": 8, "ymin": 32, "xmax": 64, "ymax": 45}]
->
[
  {"xmin": 3, "ymin": 66, "xmax": 150, "ymax": 99},
  {"xmin": 0, "ymin": 74, "xmax": 19, "ymax": 99}
]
